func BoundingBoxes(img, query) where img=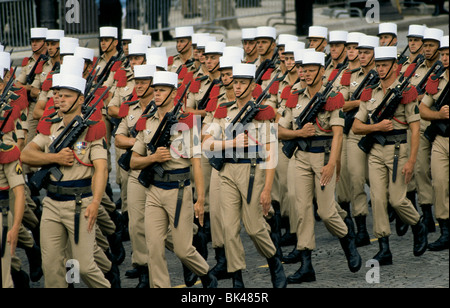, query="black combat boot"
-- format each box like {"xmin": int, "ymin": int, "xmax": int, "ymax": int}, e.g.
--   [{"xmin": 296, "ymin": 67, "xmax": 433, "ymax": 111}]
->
[
  {"xmin": 282, "ymin": 246, "xmax": 301, "ymax": 264},
  {"xmin": 411, "ymin": 219, "xmax": 428, "ymax": 257},
  {"xmin": 280, "ymin": 217, "xmax": 297, "ymax": 246},
  {"xmin": 287, "ymin": 250, "xmax": 316, "ymax": 284},
  {"xmin": 183, "ymin": 264, "xmax": 198, "ymax": 287},
  {"xmin": 266, "ymin": 255, "xmax": 287, "ymax": 288},
  {"xmin": 354, "ymin": 215, "xmax": 371, "ymax": 247},
  {"xmin": 340, "ymin": 202, "xmax": 356, "ymax": 238},
  {"xmin": 420, "ymin": 204, "xmax": 436, "ymax": 233},
  {"xmin": 199, "ymin": 272, "xmax": 218, "ymax": 288},
  {"xmin": 428, "ymin": 219, "xmax": 449, "ymax": 251},
  {"xmin": 135, "ymin": 266, "xmax": 150, "ymax": 288},
  {"xmin": 339, "ymin": 233, "xmax": 362, "ymax": 273},
  {"xmin": 209, "ymin": 247, "xmax": 231, "ymax": 280},
  {"xmin": 23, "ymin": 243, "xmax": 43, "ymax": 282},
  {"xmin": 232, "ymin": 270, "xmax": 245, "ymax": 288},
  {"xmin": 373, "ymin": 237, "xmax": 392, "ymax": 266}
]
